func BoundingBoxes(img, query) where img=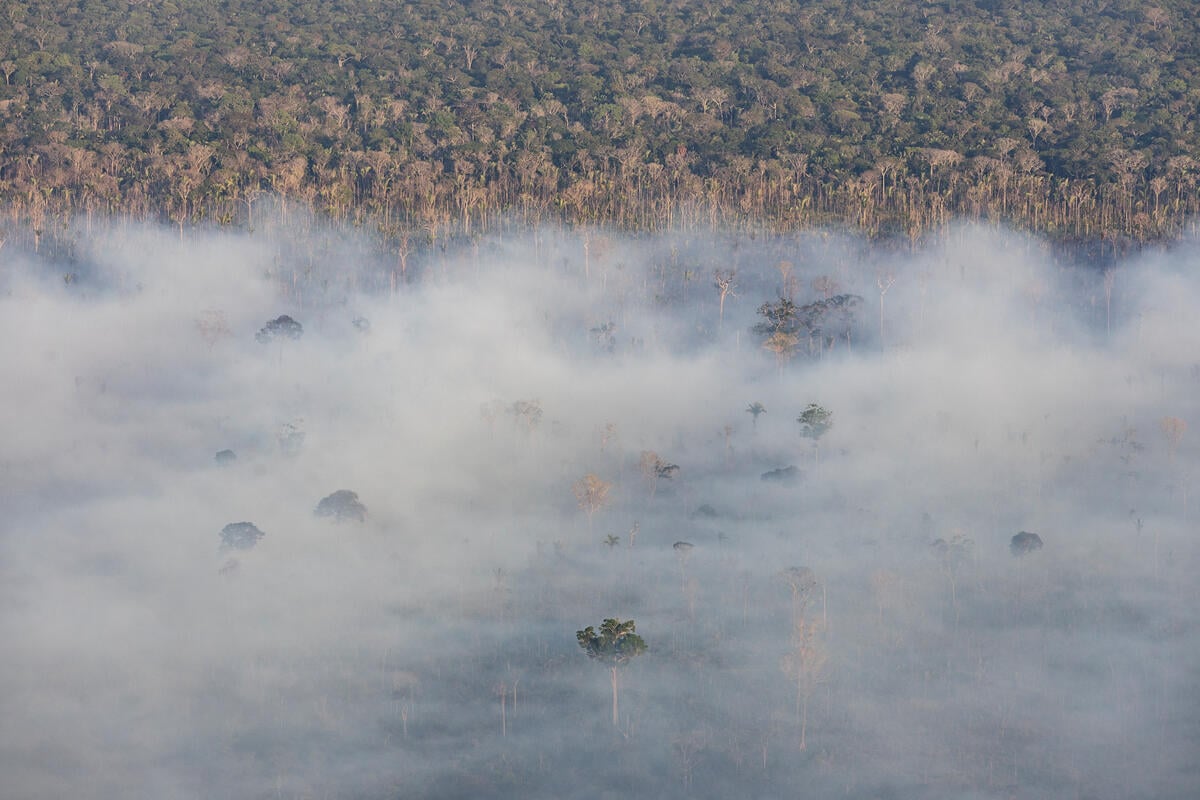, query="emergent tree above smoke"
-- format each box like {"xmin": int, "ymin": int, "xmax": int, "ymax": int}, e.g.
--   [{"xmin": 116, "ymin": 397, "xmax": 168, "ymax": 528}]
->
[
  {"xmin": 256, "ymin": 315, "xmax": 304, "ymax": 344},
  {"xmin": 798, "ymin": 404, "xmax": 833, "ymax": 442},
  {"xmin": 314, "ymin": 490, "xmax": 368, "ymax": 523},
  {"xmin": 219, "ymin": 522, "xmax": 264, "ymax": 552},
  {"xmin": 1010, "ymin": 531, "xmax": 1044, "ymax": 557},
  {"xmin": 576, "ymin": 618, "xmax": 648, "ymax": 727}
]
